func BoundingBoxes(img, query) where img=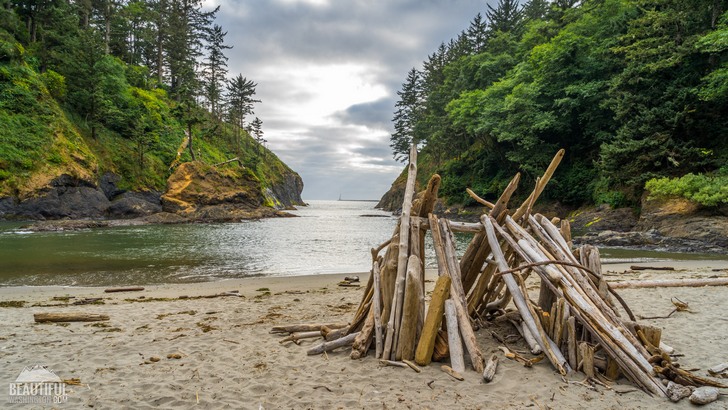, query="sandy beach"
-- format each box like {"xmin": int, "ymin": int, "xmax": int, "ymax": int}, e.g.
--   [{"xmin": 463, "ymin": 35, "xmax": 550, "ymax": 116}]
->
[{"xmin": 1, "ymin": 260, "xmax": 728, "ymax": 409}]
